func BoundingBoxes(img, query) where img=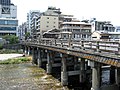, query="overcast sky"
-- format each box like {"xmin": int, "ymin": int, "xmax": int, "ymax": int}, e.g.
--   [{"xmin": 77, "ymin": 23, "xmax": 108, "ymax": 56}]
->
[{"xmin": 11, "ymin": 0, "xmax": 120, "ymax": 26}]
